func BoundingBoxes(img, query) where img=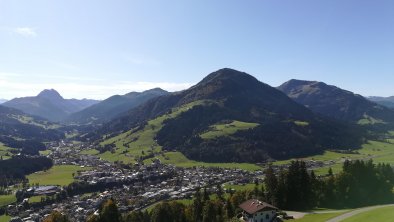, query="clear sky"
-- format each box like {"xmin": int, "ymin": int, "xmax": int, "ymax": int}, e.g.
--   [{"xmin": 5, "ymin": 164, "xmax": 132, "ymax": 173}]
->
[{"xmin": 1, "ymin": 0, "xmax": 393, "ymax": 99}]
